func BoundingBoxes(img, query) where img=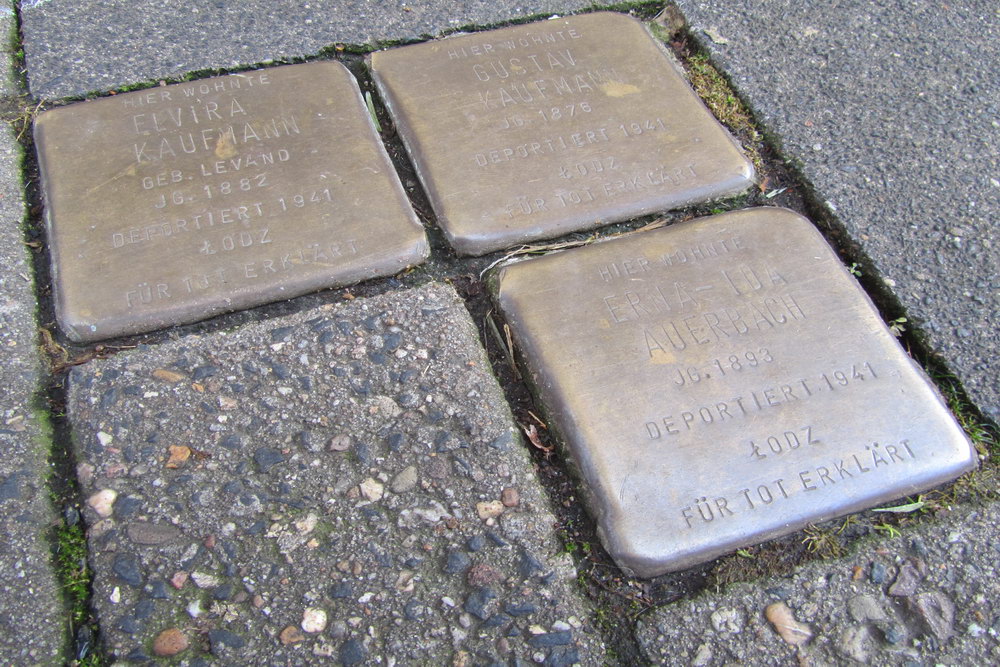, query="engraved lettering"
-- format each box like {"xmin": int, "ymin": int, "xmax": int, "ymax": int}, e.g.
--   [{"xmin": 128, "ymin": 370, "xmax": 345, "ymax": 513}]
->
[{"xmin": 133, "ymin": 116, "xmax": 299, "ymax": 163}]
